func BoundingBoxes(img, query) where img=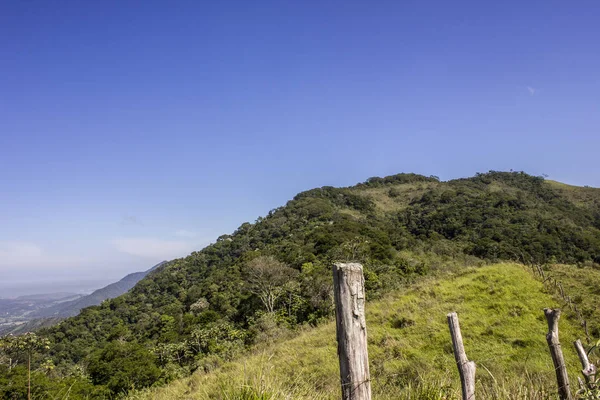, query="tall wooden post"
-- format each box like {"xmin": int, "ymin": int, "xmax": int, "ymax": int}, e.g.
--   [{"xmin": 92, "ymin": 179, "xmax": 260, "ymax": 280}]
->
[
  {"xmin": 447, "ymin": 312, "xmax": 476, "ymax": 400},
  {"xmin": 333, "ymin": 263, "xmax": 371, "ymax": 400},
  {"xmin": 544, "ymin": 308, "xmax": 572, "ymax": 400}
]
